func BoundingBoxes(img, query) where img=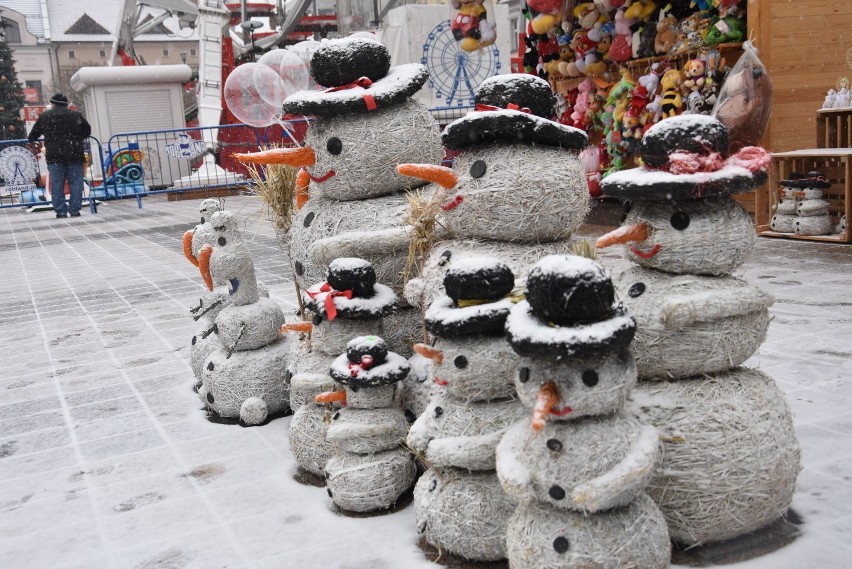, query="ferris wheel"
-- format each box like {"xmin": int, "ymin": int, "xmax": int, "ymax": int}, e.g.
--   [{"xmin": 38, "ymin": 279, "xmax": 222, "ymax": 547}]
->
[{"xmin": 421, "ymin": 20, "xmax": 501, "ymax": 108}]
